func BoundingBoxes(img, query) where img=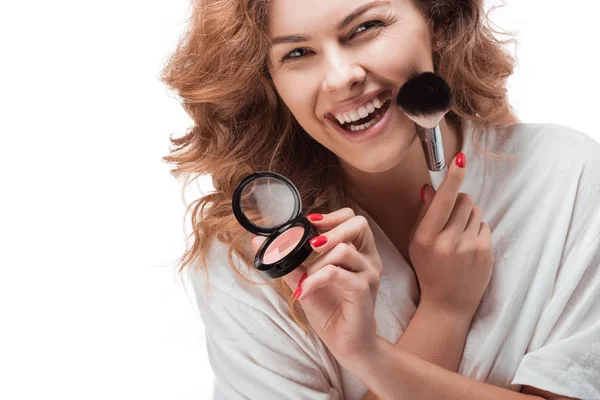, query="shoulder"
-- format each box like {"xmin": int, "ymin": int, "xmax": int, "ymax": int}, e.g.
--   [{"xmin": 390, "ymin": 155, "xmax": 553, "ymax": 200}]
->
[
  {"xmin": 185, "ymin": 242, "xmax": 345, "ymax": 398},
  {"xmin": 507, "ymin": 122, "xmax": 600, "ymax": 195},
  {"xmin": 479, "ymin": 122, "xmax": 600, "ymax": 250},
  {"xmin": 480, "ymin": 122, "xmax": 600, "ymax": 186},
  {"xmin": 490, "ymin": 122, "xmax": 600, "ymax": 161},
  {"xmin": 185, "ymin": 238, "xmax": 292, "ymax": 321}
]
